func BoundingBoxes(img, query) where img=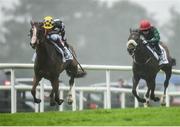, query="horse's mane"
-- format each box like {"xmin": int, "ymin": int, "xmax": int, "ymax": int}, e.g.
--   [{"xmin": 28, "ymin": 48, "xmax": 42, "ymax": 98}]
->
[{"xmin": 128, "ymin": 28, "xmax": 159, "ymax": 65}]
